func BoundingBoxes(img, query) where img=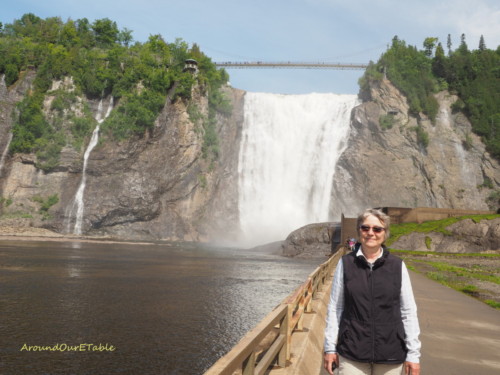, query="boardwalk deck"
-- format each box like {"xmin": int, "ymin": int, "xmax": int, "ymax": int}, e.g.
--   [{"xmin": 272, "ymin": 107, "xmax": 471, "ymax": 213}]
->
[{"xmin": 270, "ymin": 268, "xmax": 500, "ymax": 375}]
